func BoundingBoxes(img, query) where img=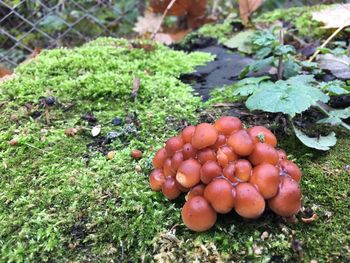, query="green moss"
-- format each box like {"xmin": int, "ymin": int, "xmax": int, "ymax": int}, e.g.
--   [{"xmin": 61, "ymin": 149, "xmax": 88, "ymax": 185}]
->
[
  {"xmin": 255, "ymin": 5, "xmax": 329, "ymax": 39},
  {"xmin": 197, "ymin": 19, "xmax": 237, "ymax": 43}
]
